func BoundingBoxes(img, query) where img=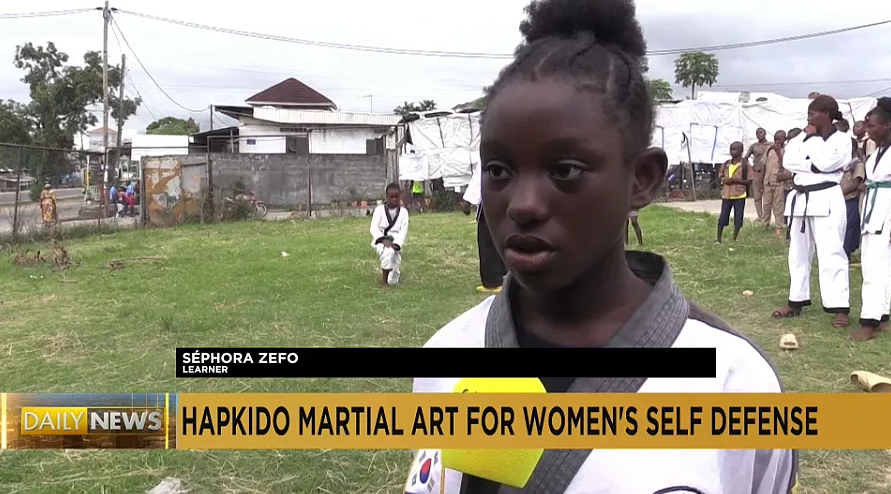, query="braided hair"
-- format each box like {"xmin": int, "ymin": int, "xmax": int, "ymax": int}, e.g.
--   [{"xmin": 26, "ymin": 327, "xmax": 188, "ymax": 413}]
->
[{"xmin": 483, "ymin": 0, "xmax": 653, "ymax": 159}]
